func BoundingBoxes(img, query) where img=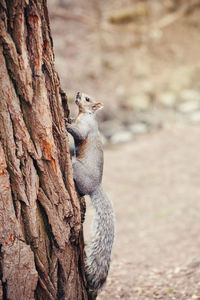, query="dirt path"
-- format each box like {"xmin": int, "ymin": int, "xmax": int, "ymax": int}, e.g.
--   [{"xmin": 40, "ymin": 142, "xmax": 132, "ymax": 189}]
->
[{"xmin": 85, "ymin": 124, "xmax": 200, "ymax": 300}]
